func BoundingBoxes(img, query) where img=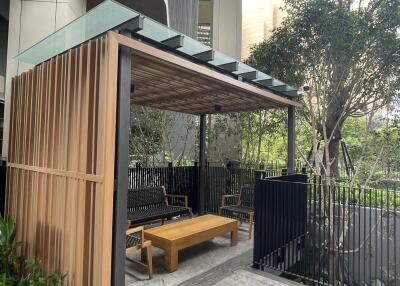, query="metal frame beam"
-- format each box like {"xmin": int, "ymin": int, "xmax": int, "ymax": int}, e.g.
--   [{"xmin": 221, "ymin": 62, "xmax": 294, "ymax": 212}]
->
[
  {"xmin": 287, "ymin": 106, "xmax": 296, "ymax": 174},
  {"xmin": 161, "ymin": 35, "xmax": 184, "ymax": 49},
  {"xmin": 198, "ymin": 114, "xmax": 206, "ymax": 215},
  {"xmin": 193, "ymin": 50, "xmax": 215, "ymax": 62},
  {"xmin": 238, "ymin": 70, "xmax": 258, "ymax": 81},
  {"xmin": 219, "ymin": 62, "xmax": 238, "ymax": 72},
  {"xmin": 111, "ymin": 34, "xmax": 131, "ymax": 286},
  {"xmin": 117, "ymin": 15, "xmax": 144, "ymax": 35}
]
